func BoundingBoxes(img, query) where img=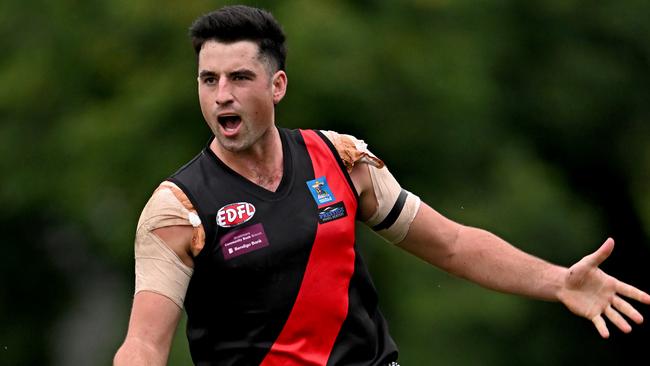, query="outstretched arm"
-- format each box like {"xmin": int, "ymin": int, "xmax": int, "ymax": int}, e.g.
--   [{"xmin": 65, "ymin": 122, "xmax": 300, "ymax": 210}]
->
[
  {"xmin": 346, "ymin": 137, "xmax": 650, "ymax": 338},
  {"xmin": 397, "ymin": 202, "xmax": 650, "ymax": 338}
]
